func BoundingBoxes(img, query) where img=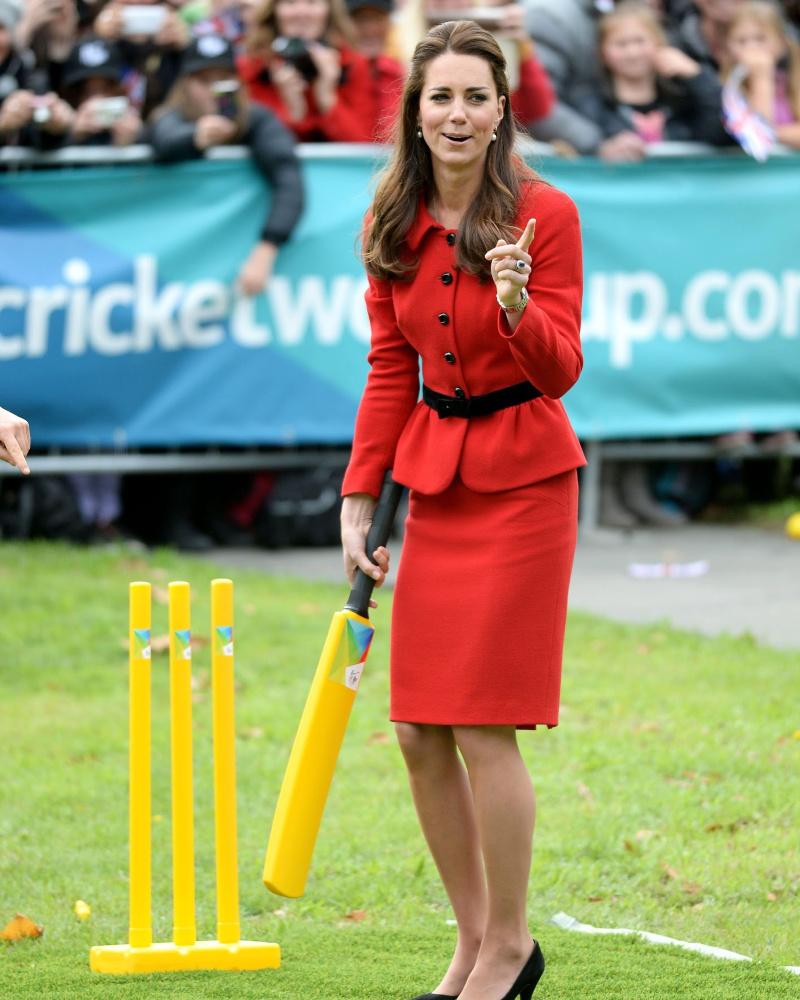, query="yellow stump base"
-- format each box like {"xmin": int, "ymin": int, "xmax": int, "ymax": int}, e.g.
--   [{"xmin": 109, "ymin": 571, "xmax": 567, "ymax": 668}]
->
[{"xmin": 90, "ymin": 940, "xmax": 281, "ymax": 974}]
